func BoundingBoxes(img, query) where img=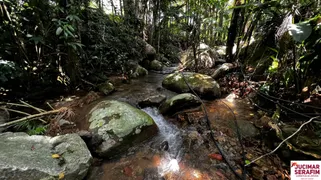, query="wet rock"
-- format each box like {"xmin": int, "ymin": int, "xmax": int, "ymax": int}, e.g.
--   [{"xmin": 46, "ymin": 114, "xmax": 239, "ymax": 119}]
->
[
  {"xmin": 162, "ymin": 72, "xmax": 221, "ymax": 99},
  {"xmin": 227, "ymin": 120, "xmax": 260, "ymax": 138},
  {"xmin": 211, "ymin": 63, "xmax": 236, "ymax": 79},
  {"xmin": 87, "ymin": 100, "xmax": 158, "ymax": 158},
  {"xmin": 131, "ymin": 65, "xmax": 148, "ymax": 78},
  {"xmin": 159, "ymin": 93, "xmax": 201, "ymax": 115},
  {"xmin": 97, "ymin": 82, "xmax": 115, "ymax": 95},
  {"xmin": 138, "ymin": 94, "xmax": 167, "ymax": 108},
  {"xmin": 0, "ymin": 132, "xmax": 92, "ymax": 180},
  {"xmin": 58, "ymin": 119, "xmax": 76, "ymax": 128},
  {"xmin": 278, "ymin": 124, "xmax": 321, "ymax": 159},
  {"xmin": 150, "ymin": 60, "xmax": 163, "ymax": 71},
  {"xmin": 0, "ymin": 108, "xmax": 9, "ymax": 132}
]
